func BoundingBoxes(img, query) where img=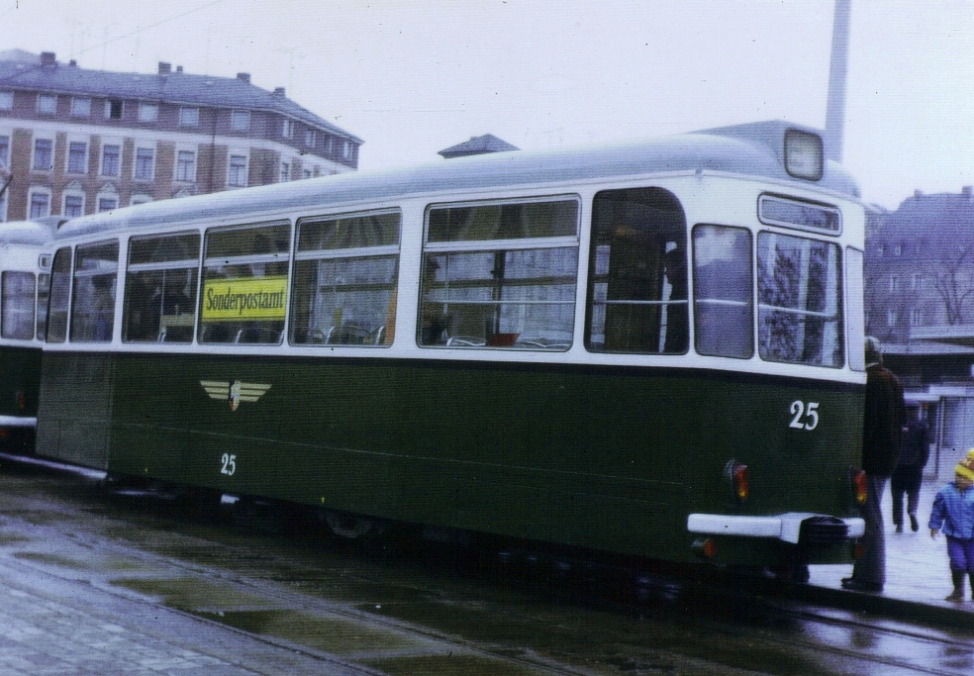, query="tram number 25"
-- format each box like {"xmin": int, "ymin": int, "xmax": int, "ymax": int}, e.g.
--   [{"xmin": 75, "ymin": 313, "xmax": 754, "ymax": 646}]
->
[
  {"xmin": 789, "ymin": 401, "xmax": 820, "ymax": 431},
  {"xmin": 221, "ymin": 453, "xmax": 237, "ymax": 476}
]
